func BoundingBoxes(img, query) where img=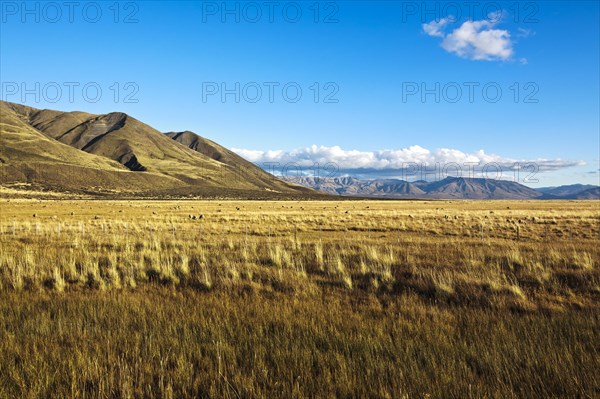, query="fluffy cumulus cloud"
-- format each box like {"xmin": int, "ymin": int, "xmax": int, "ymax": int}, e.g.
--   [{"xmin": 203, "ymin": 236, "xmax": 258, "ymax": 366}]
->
[
  {"xmin": 423, "ymin": 18, "xmax": 514, "ymax": 61},
  {"xmin": 232, "ymin": 145, "xmax": 585, "ymax": 180}
]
